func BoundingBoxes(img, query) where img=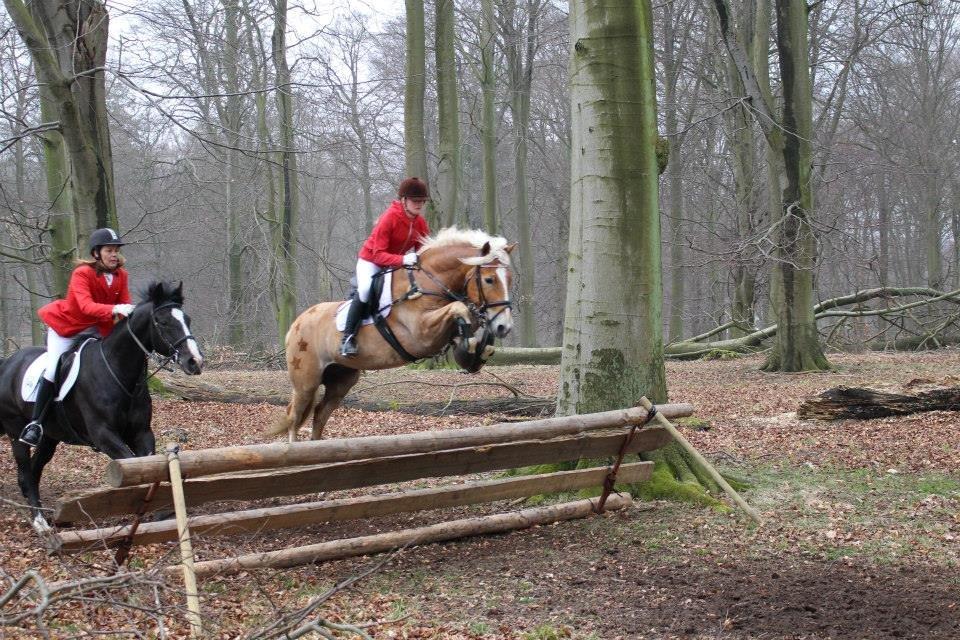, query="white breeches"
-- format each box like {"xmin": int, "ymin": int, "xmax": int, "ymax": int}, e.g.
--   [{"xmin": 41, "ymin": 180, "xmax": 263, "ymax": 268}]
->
[
  {"xmin": 44, "ymin": 328, "xmax": 75, "ymax": 382},
  {"xmin": 355, "ymin": 258, "xmax": 381, "ymax": 303}
]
